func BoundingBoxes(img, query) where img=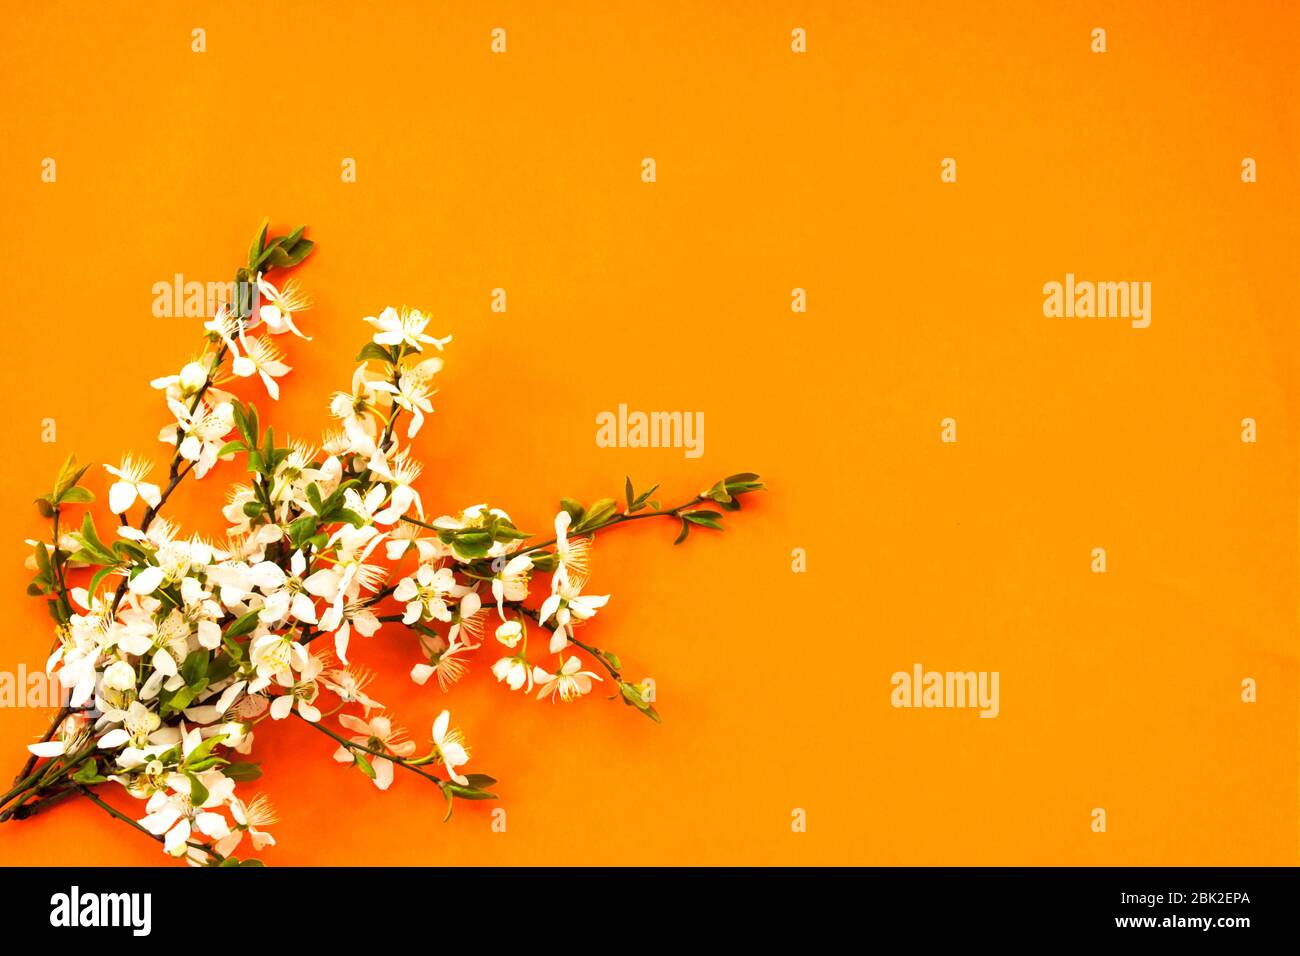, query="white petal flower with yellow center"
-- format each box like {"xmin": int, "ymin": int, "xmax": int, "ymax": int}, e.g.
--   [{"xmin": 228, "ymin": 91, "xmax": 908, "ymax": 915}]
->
[
  {"xmin": 372, "ymin": 450, "xmax": 425, "ymax": 524},
  {"xmin": 430, "ymin": 710, "xmax": 470, "ymax": 785},
  {"xmin": 491, "ymin": 653, "xmax": 533, "ymax": 693},
  {"xmin": 269, "ymin": 653, "xmax": 324, "ymax": 722},
  {"xmin": 202, "ymin": 305, "xmax": 244, "ymax": 354},
  {"xmin": 255, "ymin": 273, "xmax": 311, "ymax": 339},
  {"xmin": 411, "ymin": 631, "xmax": 472, "ymax": 691},
  {"xmin": 320, "ymin": 666, "xmax": 383, "ymax": 713},
  {"xmin": 158, "ymin": 398, "xmax": 234, "ymax": 479},
  {"xmin": 365, "ymin": 306, "xmax": 451, "ymax": 352},
  {"xmin": 538, "ymin": 575, "xmax": 610, "ymax": 653},
  {"xmin": 139, "ymin": 770, "xmax": 234, "ymax": 857},
  {"xmin": 104, "ymin": 455, "xmax": 162, "ymax": 515},
  {"xmin": 329, "ymin": 364, "xmax": 397, "ymax": 439},
  {"xmin": 394, "ymin": 564, "xmax": 466, "ymax": 625},
  {"xmin": 231, "ymin": 334, "xmax": 291, "ymax": 399},
  {"xmin": 96, "ymin": 700, "xmax": 161, "ymax": 750},
  {"xmin": 26, "ymin": 714, "xmax": 89, "ymax": 759},
  {"xmin": 332, "ymin": 713, "xmax": 415, "ymax": 791},
  {"xmin": 491, "ymin": 554, "xmax": 533, "ymax": 617},
  {"xmin": 533, "ymin": 655, "xmax": 603, "ymax": 703},
  {"xmin": 214, "ymin": 794, "xmax": 278, "ymax": 857},
  {"xmin": 551, "ymin": 511, "xmax": 592, "ymax": 592},
  {"xmin": 254, "ymin": 549, "xmax": 319, "ymax": 626},
  {"xmin": 392, "ymin": 357, "xmax": 442, "ymax": 438}
]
